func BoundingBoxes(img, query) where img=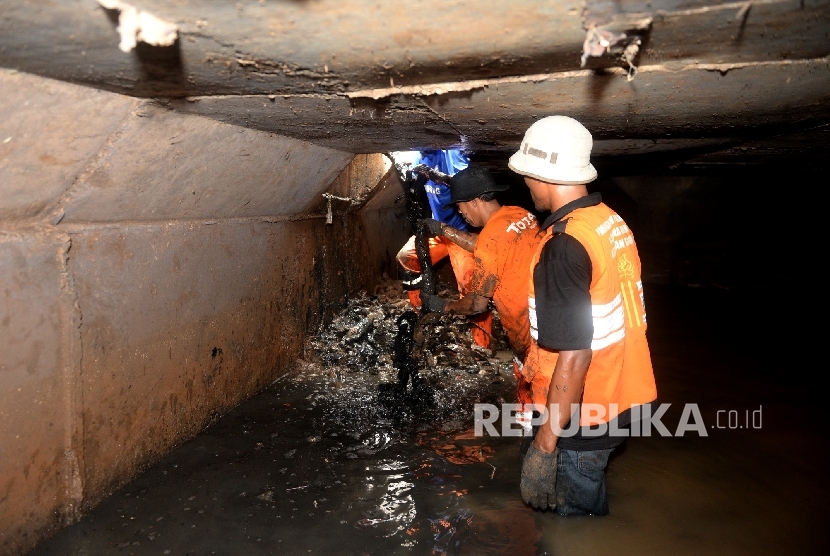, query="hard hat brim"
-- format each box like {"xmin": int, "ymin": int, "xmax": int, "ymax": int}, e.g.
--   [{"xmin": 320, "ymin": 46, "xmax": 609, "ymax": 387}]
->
[{"xmin": 508, "ymin": 151, "xmax": 597, "ymax": 185}]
